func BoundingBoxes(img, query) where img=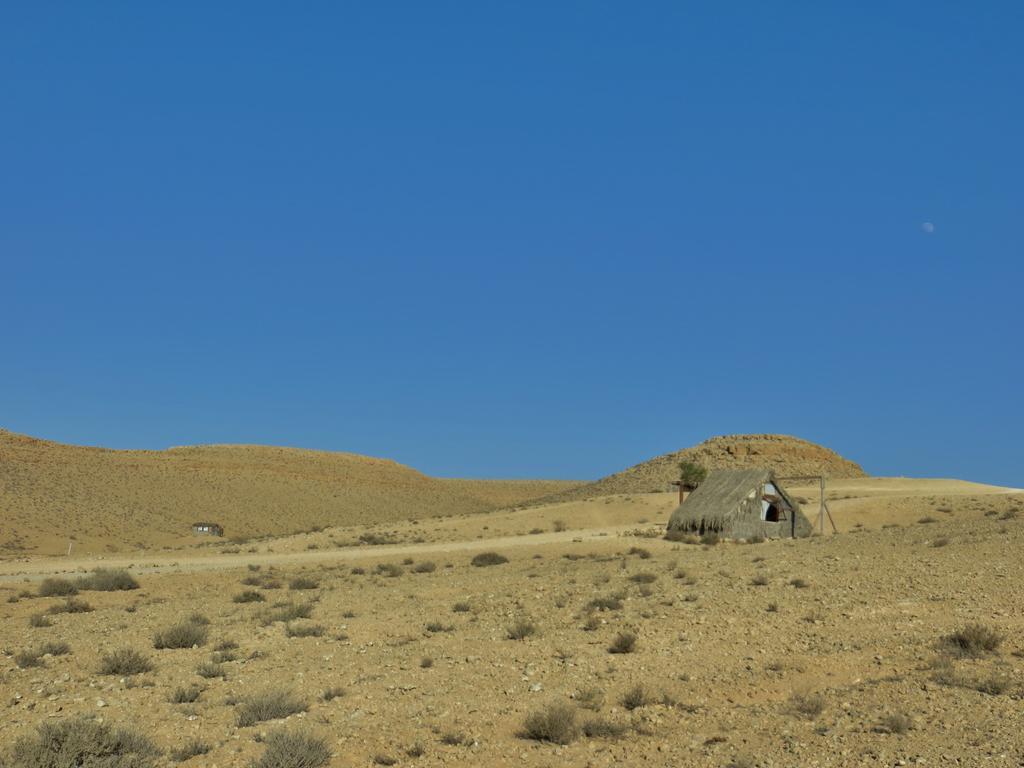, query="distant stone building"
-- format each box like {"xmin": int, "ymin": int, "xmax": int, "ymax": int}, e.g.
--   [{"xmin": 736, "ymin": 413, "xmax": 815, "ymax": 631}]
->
[
  {"xmin": 191, "ymin": 521, "xmax": 224, "ymax": 537},
  {"xmin": 666, "ymin": 469, "xmax": 812, "ymax": 540}
]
